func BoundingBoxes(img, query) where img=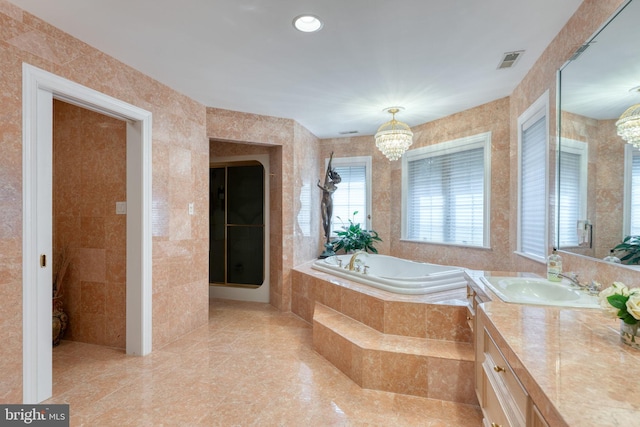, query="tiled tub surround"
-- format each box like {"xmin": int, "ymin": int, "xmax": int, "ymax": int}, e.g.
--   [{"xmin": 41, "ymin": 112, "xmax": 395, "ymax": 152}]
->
[
  {"xmin": 292, "ymin": 262, "xmax": 477, "ymax": 404},
  {"xmin": 469, "ymin": 274, "xmax": 640, "ymax": 426}
]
